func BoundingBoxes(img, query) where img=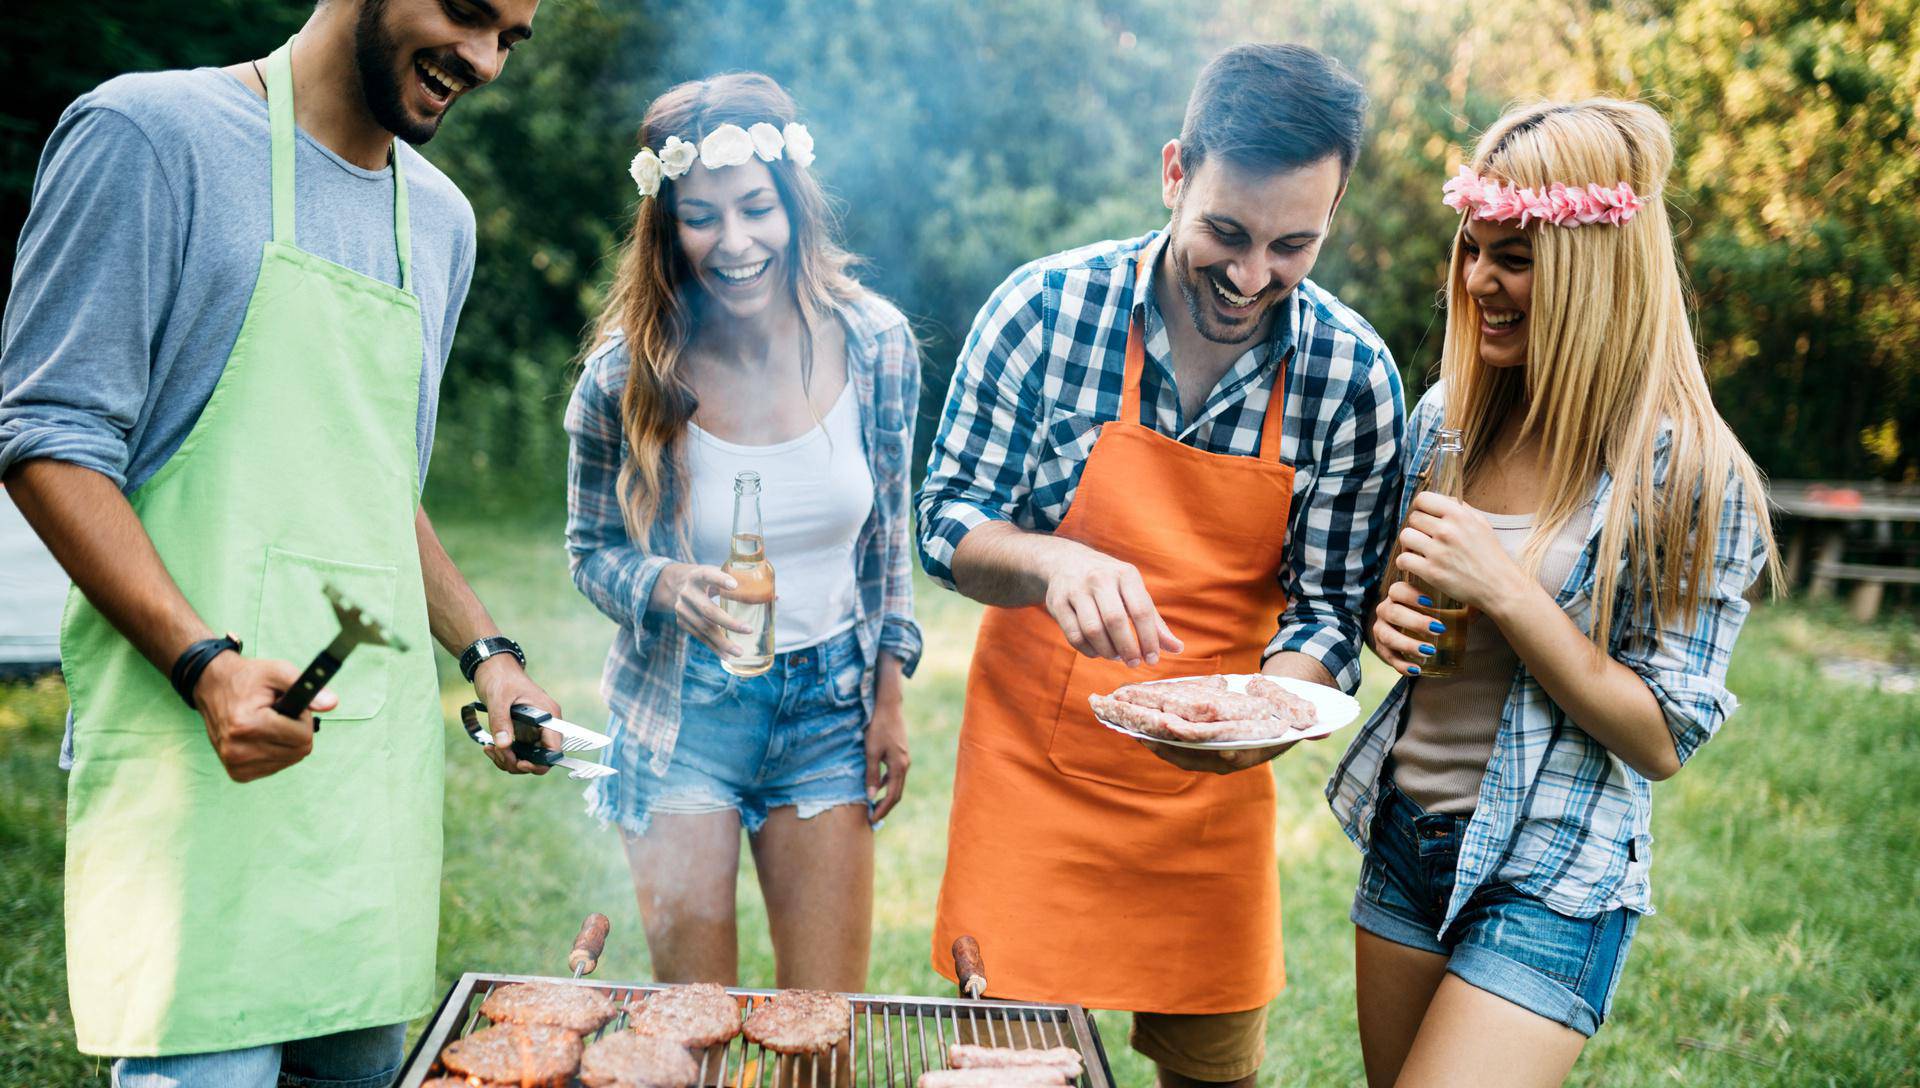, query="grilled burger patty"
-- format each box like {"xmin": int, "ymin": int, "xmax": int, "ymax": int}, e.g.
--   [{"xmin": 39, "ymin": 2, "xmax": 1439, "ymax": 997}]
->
[
  {"xmin": 480, "ymin": 980, "xmax": 619, "ymax": 1033},
  {"xmin": 579, "ymin": 1031, "xmax": 703, "ymax": 1088},
  {"xmin": 438, "ymin": 1022, "xmax": 582, "ymax": 1087},
  {"xmin": 626, "ymin": 982, "xmax": 744, "ymax": 1048},
  {"xmin": 741, "ymin": 989, "xmax": 852, "ymax": 1054}
]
